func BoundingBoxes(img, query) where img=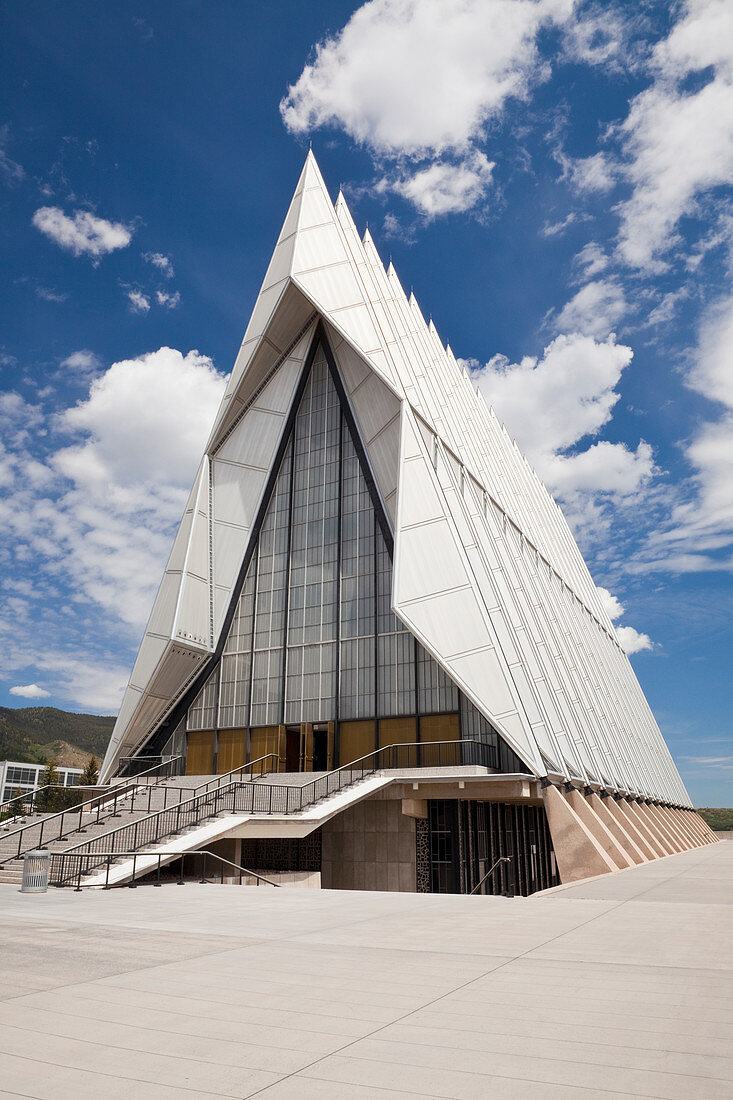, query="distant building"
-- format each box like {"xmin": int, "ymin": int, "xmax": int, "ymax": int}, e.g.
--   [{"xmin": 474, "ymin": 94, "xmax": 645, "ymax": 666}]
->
[
  {"xmin": 1, "ymin": 760, "xmax": 84, "ymax": 805},
  {"xmin": 98, "ymin": 153, "xmax": 711, "ymax": 893}
]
